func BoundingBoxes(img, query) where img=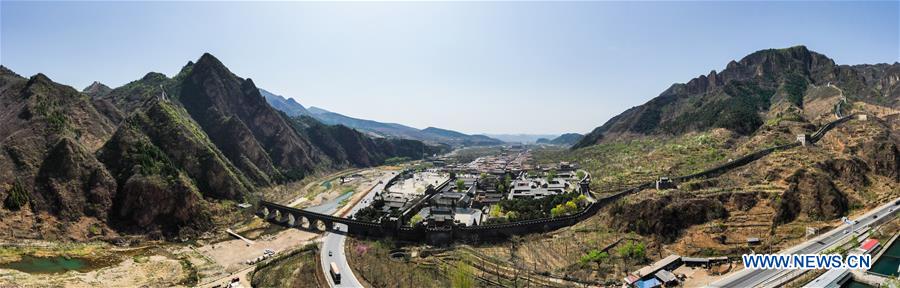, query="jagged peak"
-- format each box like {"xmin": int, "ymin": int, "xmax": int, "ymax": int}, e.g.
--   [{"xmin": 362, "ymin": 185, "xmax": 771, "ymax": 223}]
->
[
  {"xmin": 195, "ymin": 52, "xmax": 228, "ymax": 71},
  {"xmin": 82, "ymin": 81, "xmax": 112, "ymax": 97},
  {"xmin": 0, "ymin": 65, "xmax": 22, "ymax": 78},
  {"xmin": 83, "ymin": 81, "xmax": 111, "ymax": 91},
  {"xmin": 26, "ymin": 73, "xmax": 54, "ymax": 87},
  {"xmin": 185, "ymin": 52, "xmax": 237, "ymax": 83},
  {"xmin": 738, "ymin": 45, "xmax": 829, "ymax": 65},
  {"xmin": 726, "ymin": 60, "xmax": 740, "ymax": 70}
]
